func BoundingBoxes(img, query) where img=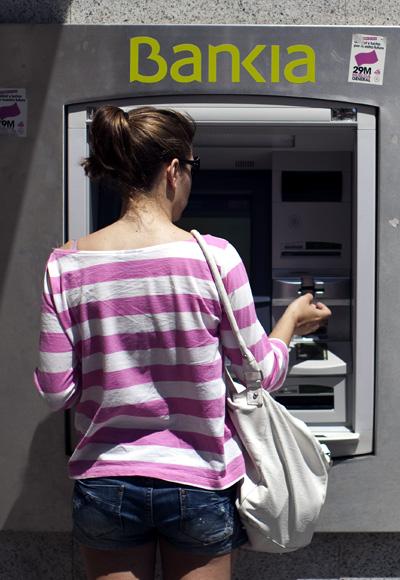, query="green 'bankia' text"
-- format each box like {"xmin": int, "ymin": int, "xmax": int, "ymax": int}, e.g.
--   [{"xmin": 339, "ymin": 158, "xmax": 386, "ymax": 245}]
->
[{"xmin": 130, "ymin": 36, "xmax": 316, "ymax": 84}]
